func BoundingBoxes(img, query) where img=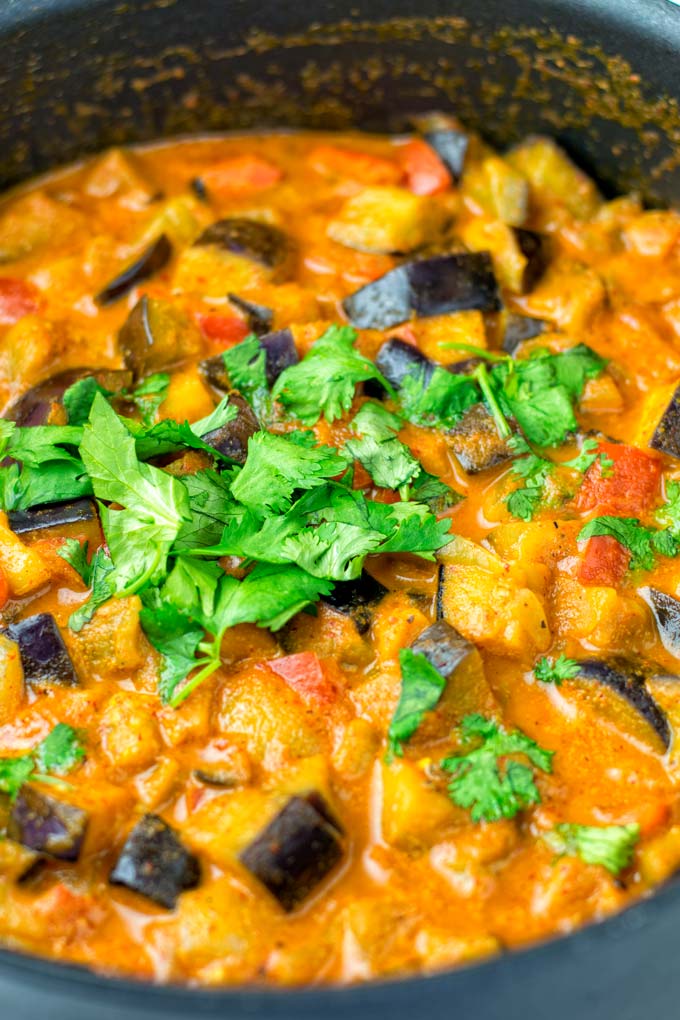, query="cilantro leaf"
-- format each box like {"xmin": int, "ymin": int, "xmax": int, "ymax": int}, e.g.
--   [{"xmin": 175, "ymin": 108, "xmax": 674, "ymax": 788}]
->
[
  {"xmin": 441, "ymin": 713, "xmax": 554, "ymax": 822},
  {"xmin": 656, "ymin": 480, "xmax": 680, "ymax": 539},
  {"xmin": 174, "ymin": 469, "xmax": 243, "ymax": 552},
  {"xmin": 398, "ymin": 366, "xmax": 480, "ymax": 430},
  {"xmin": 128, "ymin": 395, "xmax": 239, "ymax": 461},
  {"xmin": 504, "ymin": 435, "xmax": 554, "ymax": 521},
  {"xmin": 387, "ymin": 648, "xmax": 447, "ymax": 759},
  {"xmin": 408, "ymin": 469, "xmax": 462, "ymax": 513},
  {"xmin": 346, "ymin": 400, "xmax": 420, "ymax": 491},
  {"xmin": 272, "ymin": 324, "xmax": 391, "ymax": 424},
  {"xmin": 139, "ymin": 593, "xmax": 206, "ymax": 705},
  {"xmin": 534, "ymin": 654, "xmax": 580, "ymax": 685},
  {"xmin": 230, "ymin": 430, "xmax": 348, "ymax": 516},
  {"xmin": 67, "ymin": 547, "xmax": 116, "ymax": 632},
  {"xmin": 63, "ymin": 377, "xmax": 109, "ymax": 425},
  {"xmin": 161, "ymin": 556, "xmax": 222, "ymax": 618},
  {"xmin": 124, "ymin": 372, "xmax": 170, "ymax": 426},
  {"xmin": 56, "ymin": 538, "xmax": 90, "ymax": 582},
  {"xmin": 33, "ymin": 722, "xmax": 86, "ymax": 775},
  {"xmin": 543, "ymin": 822, "xmax": 639, "ymax": 876},
  {"xmin": 0, "ymin": 723, "xmax": 85, "ymax": 799},
  {"xmin": 577, "ymin": 516, "xmax": 680, "ymax": 572},
  {"xmin": 0, "ymin": 422, "xmax": 92, "ymax": 511},
  {"xmin": 222, "ymin": 334, "xmax": 270, "ymax": 418}
]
